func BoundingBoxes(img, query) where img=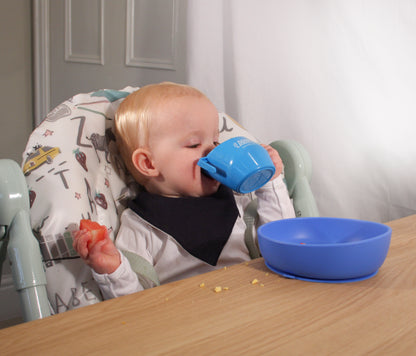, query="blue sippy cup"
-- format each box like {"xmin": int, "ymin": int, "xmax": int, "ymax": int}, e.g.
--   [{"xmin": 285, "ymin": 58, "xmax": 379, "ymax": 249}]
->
[{"xmin": 197, "ymin": 137, "xmax": 275, "ymax": 193}]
